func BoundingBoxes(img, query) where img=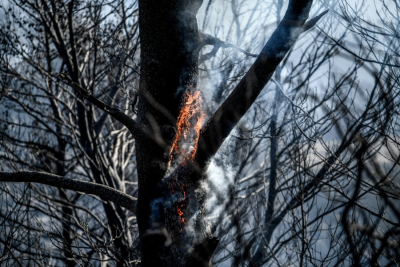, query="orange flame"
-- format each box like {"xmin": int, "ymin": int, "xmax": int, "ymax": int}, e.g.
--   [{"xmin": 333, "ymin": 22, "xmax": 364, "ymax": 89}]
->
[
  {"xmin": 177, "ymin": 206, "xmax": 184, "ymax": 216},
  {"xmin": 168, "ymin": 88, "xmax": 206, "ymax": 226},
  {"xmin": 168, "ymin": 89, "xmax": 206, "ymax": 169},
  {"xmin": 177, "ymin": 206, "xmax": 185, "ymax": 224}
]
